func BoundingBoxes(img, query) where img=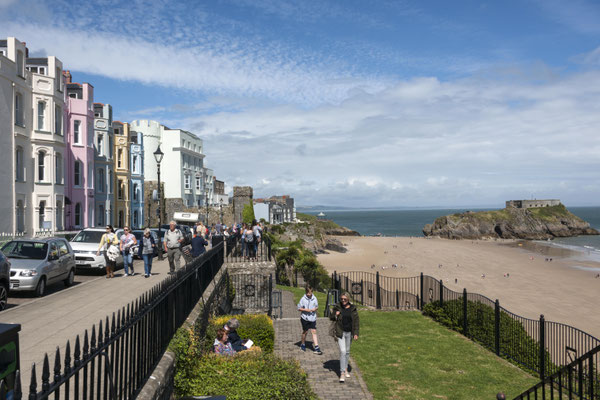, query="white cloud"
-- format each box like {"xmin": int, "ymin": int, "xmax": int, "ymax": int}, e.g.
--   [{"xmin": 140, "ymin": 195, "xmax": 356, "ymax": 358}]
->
[{"xmin": 184, "ymin": 68, "xmax": 600, "ymax": 207}]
